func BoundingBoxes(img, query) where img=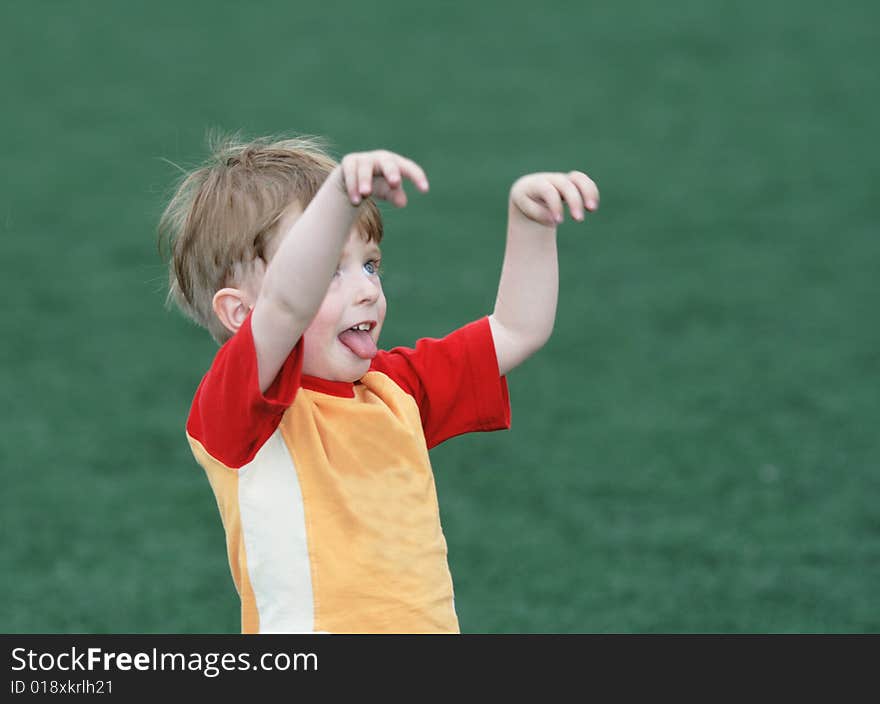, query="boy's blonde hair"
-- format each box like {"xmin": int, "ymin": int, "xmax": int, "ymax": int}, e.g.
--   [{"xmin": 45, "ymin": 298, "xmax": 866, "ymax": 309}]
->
[{"xmin": 159, "ymin": 134, "xmax": 383, "ymax": 343}]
